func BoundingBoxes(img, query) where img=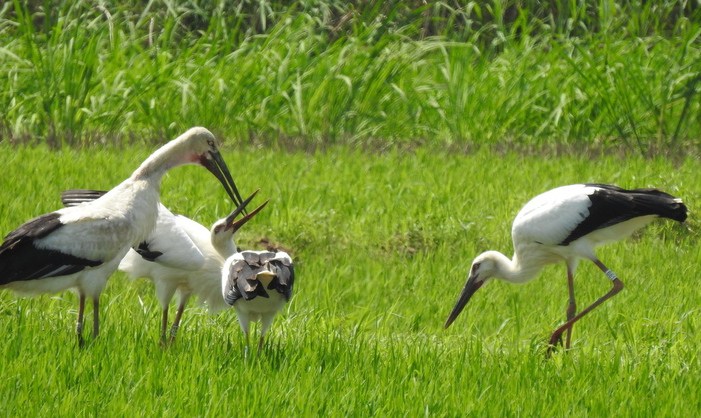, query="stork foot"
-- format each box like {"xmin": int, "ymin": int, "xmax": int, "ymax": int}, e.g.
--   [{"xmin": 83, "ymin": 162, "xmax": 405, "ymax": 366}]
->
[{"xmin": 546, "ymin": 326, "xmax": 571, "ymax": 357}]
